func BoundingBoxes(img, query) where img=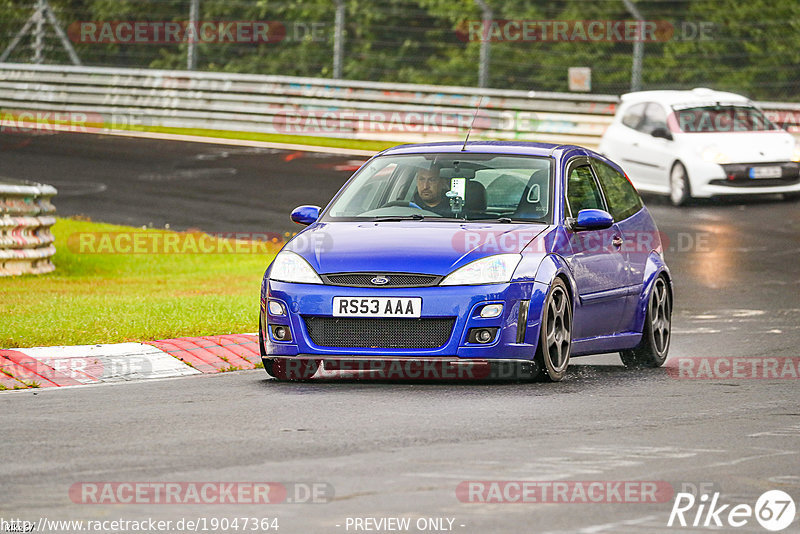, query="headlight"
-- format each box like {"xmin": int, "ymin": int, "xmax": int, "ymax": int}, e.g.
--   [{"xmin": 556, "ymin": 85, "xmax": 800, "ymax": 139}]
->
[
  {"xmin": 269, "ymin": 251, "xmax": 322, "ymax": 284},
  {"xmin": 700, "ymin": 146, "xmax": 730, "ymax": 164},
  {"xmin": 792, "ymin": 141, "xmax": 800, "ymax": 163},
  {"xmin": 440, "ymin": 254, "xmax": 522, "ymax": 286}
]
